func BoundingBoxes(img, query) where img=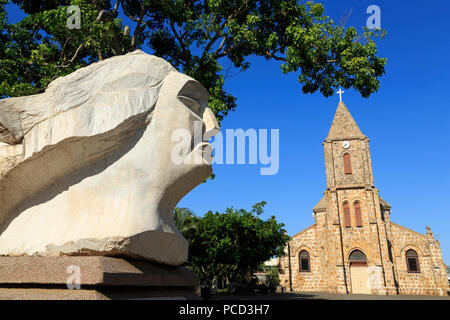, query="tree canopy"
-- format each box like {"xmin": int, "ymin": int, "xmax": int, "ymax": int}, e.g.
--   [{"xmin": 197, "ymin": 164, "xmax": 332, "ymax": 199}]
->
[
  {"xmin": 177, "ymin": 202, "xmax": 290, "ymax": 287},
  {"xmin": 1, "ymin": 0, "xmax": 386, "ymax": 121}
]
